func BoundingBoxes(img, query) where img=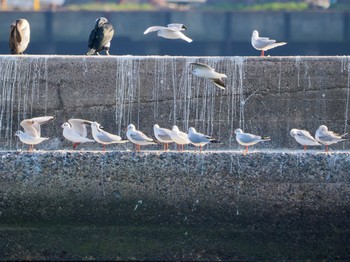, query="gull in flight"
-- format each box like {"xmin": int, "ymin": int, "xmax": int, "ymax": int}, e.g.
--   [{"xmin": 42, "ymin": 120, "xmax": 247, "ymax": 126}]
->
[
  {"xmin": 153, "ymin": 124, "xmax": 173, "ymax": 151},
  {"xmin": 170, "ymin": 125, "xmax": 190, "ymax": 152},
  {"xmin": 126, "ymin": 124, "xmax": 156, "ymax": 152},
  {"xmin": 91, "ymin": 122, "xmax": 128, "ymax": 151},
  {"xmin": 251, "ymin": 30, "xmax": 287, "ymax": 57},
  {"xmin": 62, "ymin": 119, "xmax": 95, "ymax": 149},
  {"xmin": 190, "ymin": 62, "xmax": 227, "ymax": 90},
  {"xmin": 188, "ymin": 127, "xmax": 219, "ymax": 152},
  {"xmin": 143, "ymin": 23, "xmax": 193, "ymax": 43},
  {"xmin": 290, "ymin": 128, "xmax": 321, "ymax": 151},
  {"xmin": 87, "ymin": 17, "xmax": 114, "ymax": 56},
  {"xmin": 234, "ymin": 128, "xmax": 271, "ymax": 154},
  {"xmin": 315, "ymin": 125, "xmax": 347, "ymax": 152},
  {"xmin": 15, "ymin": 116, "xmax": 54, "ymax": 151}
]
